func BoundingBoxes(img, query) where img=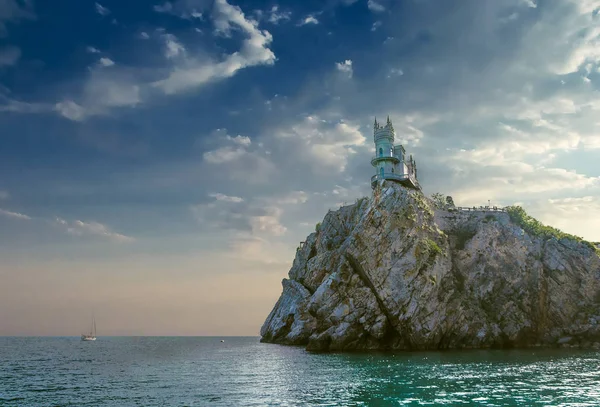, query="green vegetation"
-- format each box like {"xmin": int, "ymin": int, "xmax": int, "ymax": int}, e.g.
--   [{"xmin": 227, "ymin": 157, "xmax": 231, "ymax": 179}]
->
[
  {"xmin": 506, "ymin": 206, "xmax": 597, "ymax": 251},
  {"xmin": 425, "ymin": 238, "xmax": 443, "ymax": 256},
  {"xmin": 431, "ymin": 192, "xmax": 446, "ymax": 209},
  {"xmin": 315, "ymin": 222, "xmax": 321, "ymax": 232},
  {"xmin": 415, "ymin": 237, "xmax": 443, "ymax": 267},
  {"xmin": 430, "ymin": 193, "xmax": 455, "ymax": 211},
  {"xmin": 483, "ymin": 214, "xmax": 496, "ymax": 223}
]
